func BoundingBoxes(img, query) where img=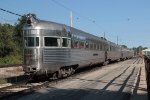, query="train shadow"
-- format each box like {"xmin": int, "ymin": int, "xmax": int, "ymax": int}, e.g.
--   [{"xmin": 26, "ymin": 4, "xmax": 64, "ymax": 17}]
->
[{"xmin": 1, "ymin": 75, "xmax": 29, "ymax": 84}]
